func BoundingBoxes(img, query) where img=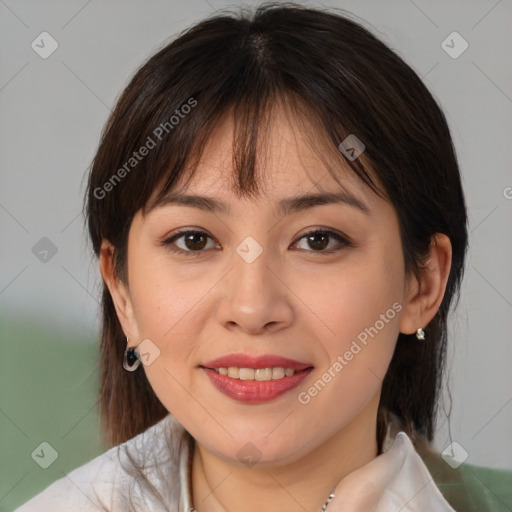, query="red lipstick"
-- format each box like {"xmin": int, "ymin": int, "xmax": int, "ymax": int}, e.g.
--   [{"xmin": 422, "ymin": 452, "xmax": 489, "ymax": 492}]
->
[{"xmin": 201, "ymin": 354, "xmax": 313, "ymax": 404}]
